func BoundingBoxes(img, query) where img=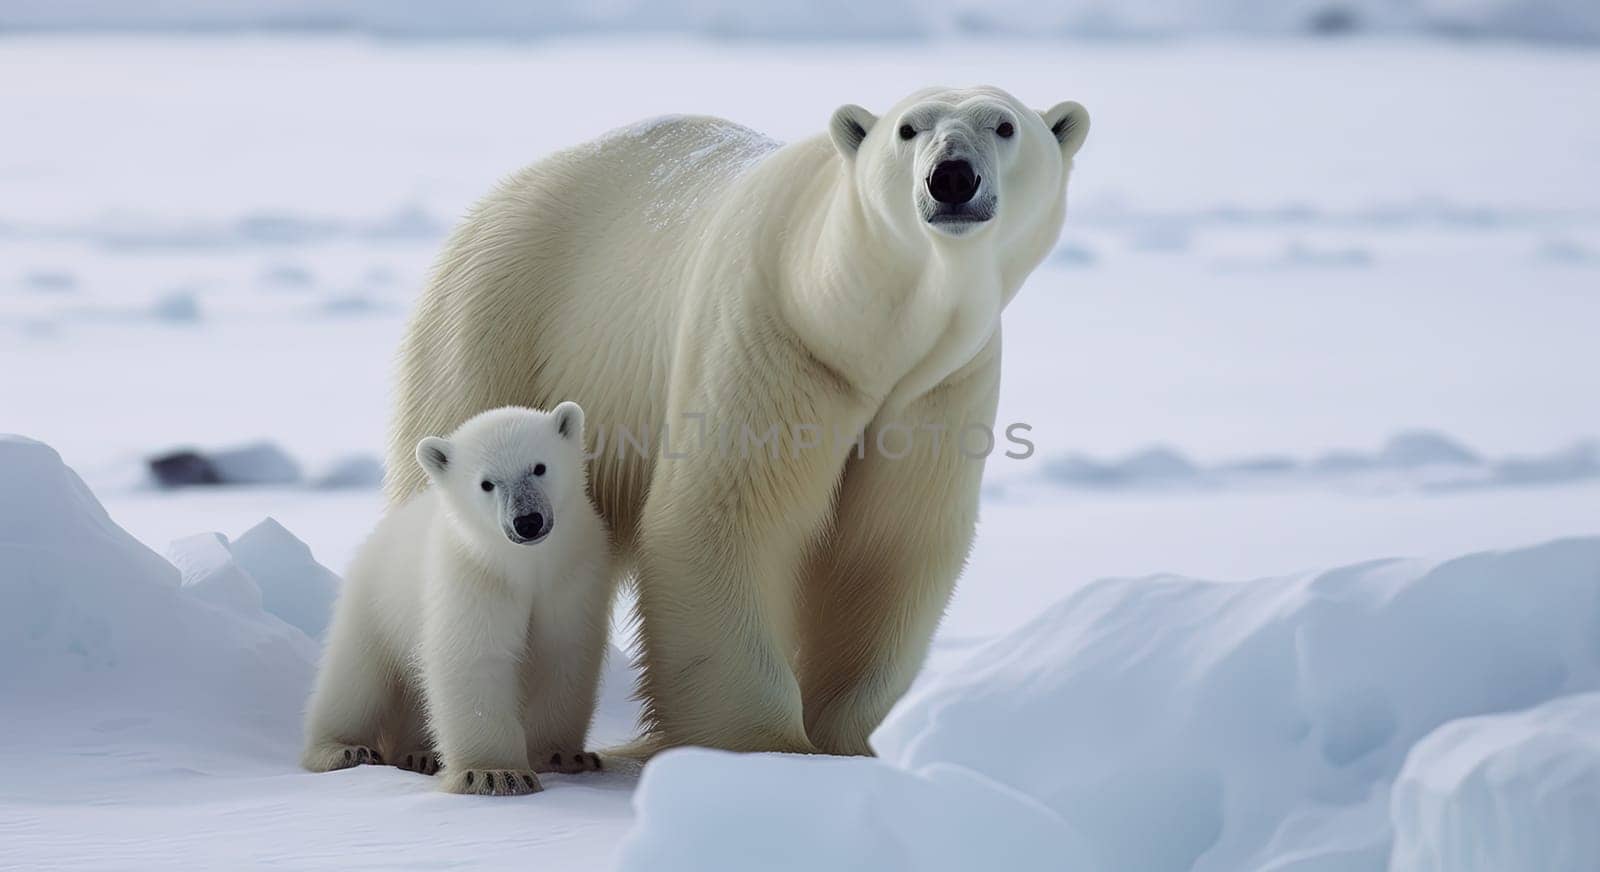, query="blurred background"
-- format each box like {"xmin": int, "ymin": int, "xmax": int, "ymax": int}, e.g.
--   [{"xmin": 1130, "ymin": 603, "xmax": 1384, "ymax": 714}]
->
[{"xmin": 2, "ymin": 1, "xmax": 1597, "ymax": 636}]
